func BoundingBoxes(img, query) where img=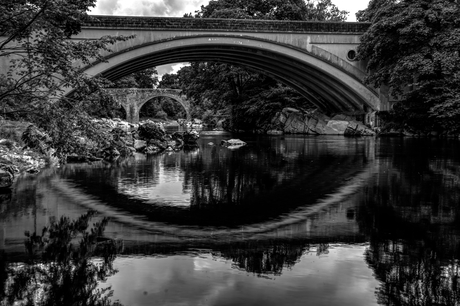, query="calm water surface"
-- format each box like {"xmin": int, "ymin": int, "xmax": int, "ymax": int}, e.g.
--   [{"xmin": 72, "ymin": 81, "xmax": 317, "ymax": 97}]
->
[{"xmin": 1, "ymin": 134, "xmax": 460, "ymax": 305}]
